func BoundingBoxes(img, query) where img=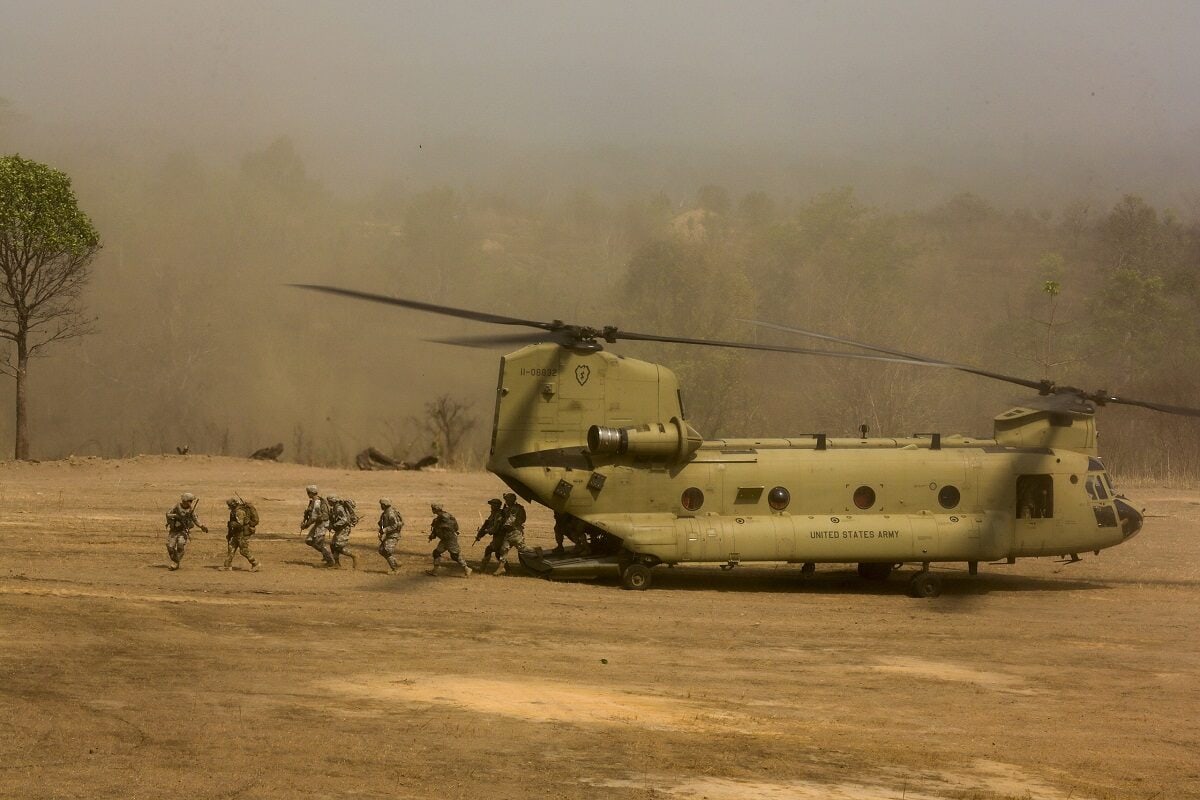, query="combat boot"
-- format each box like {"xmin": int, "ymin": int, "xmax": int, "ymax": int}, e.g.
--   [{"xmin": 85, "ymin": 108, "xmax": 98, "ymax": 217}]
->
[
  {"xmin": 250, "ymin": 561, "xmax": 260, "ymax": 572},
  {"xmin": 168, "ymin": 562, "xmax": 179, "ymax": 571},
  {"xmin": 218, "ymin": 565, "xmax": 231, "ymax": 571},
  {"xmin": 346, "ymin": 552, "xmax": 358, "ymax": 570}
]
